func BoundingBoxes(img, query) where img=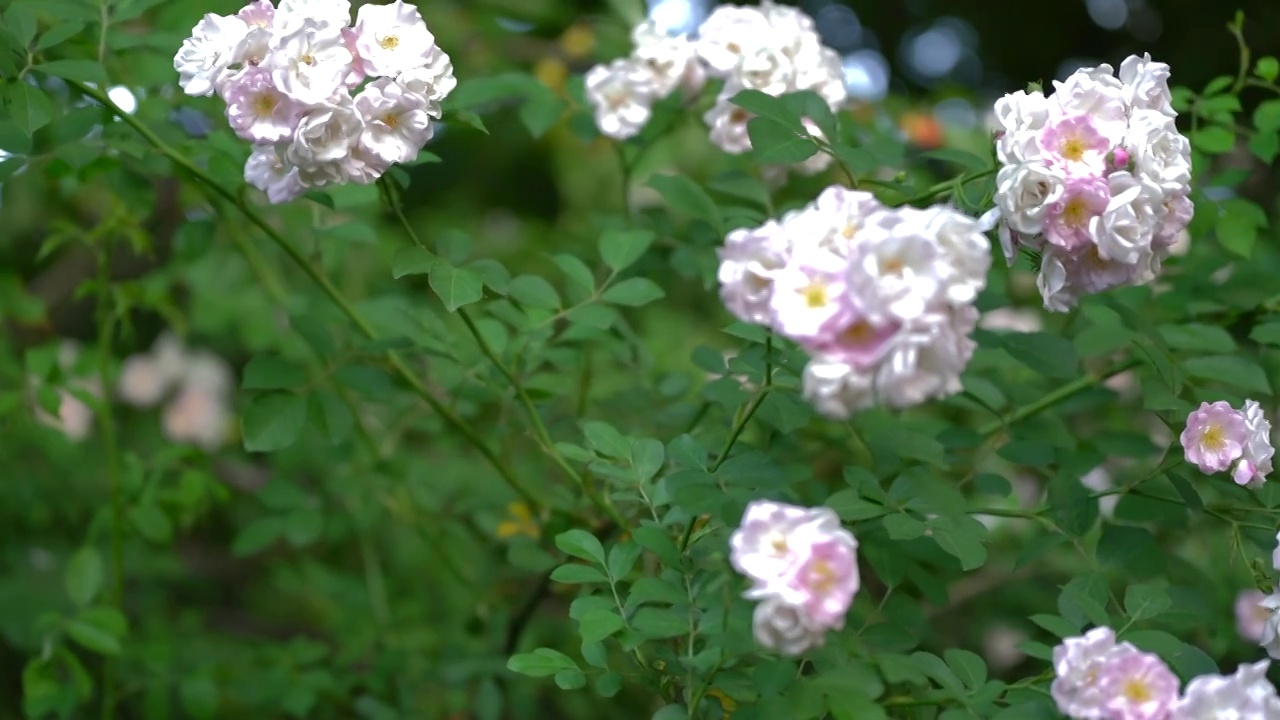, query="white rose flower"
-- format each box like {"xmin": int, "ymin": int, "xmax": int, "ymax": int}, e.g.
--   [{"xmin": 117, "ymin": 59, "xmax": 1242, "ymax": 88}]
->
[
  {"xmin": 1050, "ymin": 66, "xmax": 1128, "ymax": 145},
  {"xmin": 704, "ymin": 93, "xmax": 753, "ymax": 154},
  {"xmin": 736, "ymin": 44, "xmax": 797, "ymax": 97},
  {"xmin": 995, "ymin": 162, "xmax": 1065, "ymax": 235},
  {"xmin": 874, "ymin": 307, "xmax": 976, "ymax": 408},
  {"xmin": 993, "ymin": 90, "xmax": 1050, "ymax": 164},
  {"xmin": 793, "ymin": 44, "xmax": 848, "ymax": 109},
  {"xmin": 1090, "ymin": 171, "xmax": 1161, "ymax": 264},
  {"xmin": 265, "ymin": 17, "xmax": 353, "ymax": 105},
  {"xmin": 1126, "ymin": 108, "xmax": 1192, "ymax": 195},
  {"xmin": 911, "ymin": 205, "xmax": 992, "ymax": 306},
  {"xmin": 752, "ymin": 597, "xmax": 826, "ymax": 656},
  {"xmin": 173, "ymin": 13, "xmax": 250, "ymax": 97},
  {"xmin": 1119, "ymin": 53, "xmax": 1175, "ymax": 117},
  {"xmin": 584, "ymin": 58, "xmax": 656, "ymax": 141},
  {"xmin": 717, "ymin": 219, "xmax": 792, "ymax": 325},
  {"xmin": 352, "ymin": 0, "xmax": 437, "ymax": 78},
  {"xmin": 1036, "ymin": 249, "xmax": 1077, "ymax": 312},
  {"xmin": 396, "ymin": 45, "xmax": 457, "ymax": 108},
  {"xmin": 845, "ymin": 210, "xmax": 944, "ymax": 323},
  {"xmin": 244, "ymin": 144, "xmax": 306, "ymax": 204},
  {"xmin": 631, "ymin": 21, "xmax": 705, "ymax": 99},
  {"xmin": 275, "ymin": 0, "xmax": 351, "ymax": 34},
  {"xmin": 285, "ymin": 95, "xmax": 365, "ymax": 184},
  {"xmin": 163, "ymin": 384, "xmax": 232, "ymax": 451},
  {"xmin": 694, "ymin": 5, "xmax": 772, "ymax": 77},
  {"xmin": 354, "ymin": 78, "xmax": 435, "ymax": 165},
  {"xmin": 1261, "ymin": 593, "xmax": 1280, "ymax": 660}
]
